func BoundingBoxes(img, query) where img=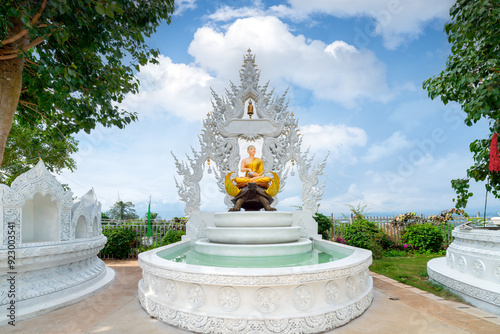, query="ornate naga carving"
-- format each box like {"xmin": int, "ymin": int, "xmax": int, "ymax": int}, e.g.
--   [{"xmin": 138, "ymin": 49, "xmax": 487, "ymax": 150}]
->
[{"xmin": 173, "ymin": 49, "xmax": 327, "ymax": 216}]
